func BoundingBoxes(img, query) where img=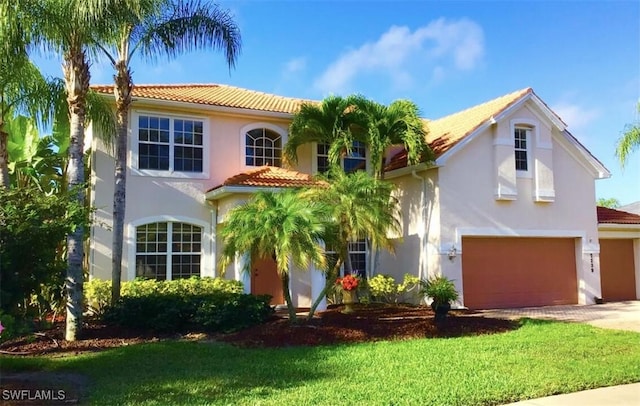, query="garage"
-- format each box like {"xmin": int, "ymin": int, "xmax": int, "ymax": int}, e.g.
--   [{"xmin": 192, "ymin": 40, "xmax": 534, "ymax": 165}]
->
[
  {"xmin": 462, "ymin": 237, "xmax": 578, "ymax": 309},
  {"xmin": 599, "ymin": 239, "xmax": 637, "ymax": 301}
]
